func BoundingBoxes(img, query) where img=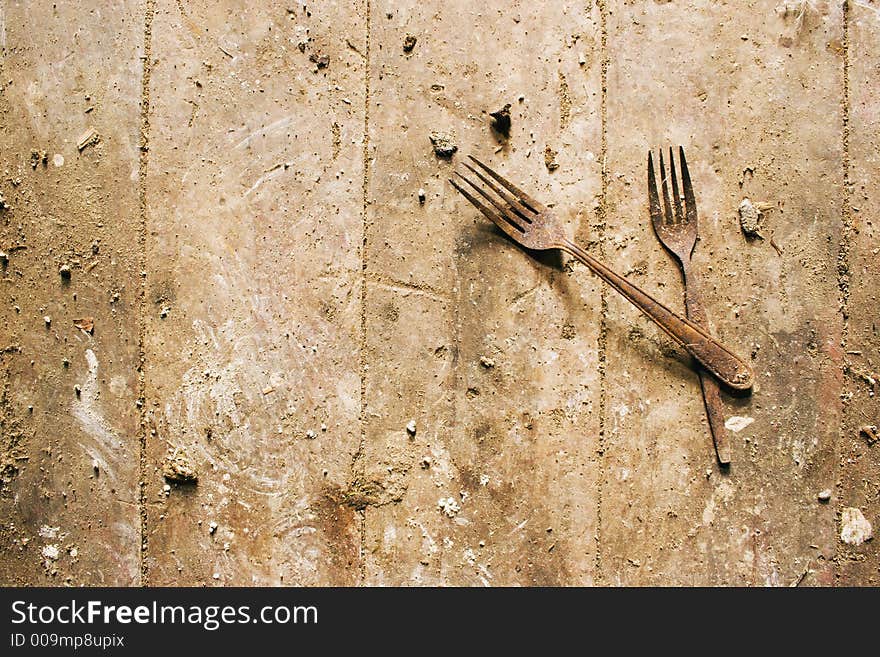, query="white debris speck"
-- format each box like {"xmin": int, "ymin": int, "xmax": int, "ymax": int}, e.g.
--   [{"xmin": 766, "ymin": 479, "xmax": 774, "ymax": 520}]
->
[
  {"xmin": 725, "ymin": 416, "xmax": 754, "ymax": 433},
  {"xmin": 39, "ymin": 525, "xmax": 60, "ymax": 539},
  {"xmin": 306, "ymin": 429, "xmax": 316, "ymax": 439},
  {"xmin": 479, "ymin": 474, "xmax": 490, "ymax": 487},
  {"xmin": 41, "ymin": 544, "xmax": 60, "ymax": 561},
  {"xmin": 208, "ymin": 521, "xmax": 218, "ymax": 534},
  {"xmin": 463, "ymin": 547, "xmax": 477, "ymax": 565},
  {"xmin": 438, "ymin": 497, "xmax": 460, "ymax": 518},
  {"xmin": 406, "ymin": 420, "xmax": 417, "ymax": 436},
  {"xmin": 53, "ymin": 154, "xmax": 64, "ymax": 167},
  {"xmin": 162, "ymin": 483, "xmax": 171, "ymax": 493},
  {"xmin": 480, "ymin": 356, "xmax": 495, "ymax": 368},
  {"xmin": 321, "ymin": 423, "xmax": 327, "ymax": 432},
  {"xmin": 840, "ymin": 507, "xmax": 873, "ymax": 546},
  {"xmin": 69, "ymin": 547, "xmax": 78, "ymax": 558},
  {"xmin": 212, "ymin": 572, "xmax": 220, "ymax": 580}
]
